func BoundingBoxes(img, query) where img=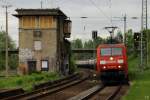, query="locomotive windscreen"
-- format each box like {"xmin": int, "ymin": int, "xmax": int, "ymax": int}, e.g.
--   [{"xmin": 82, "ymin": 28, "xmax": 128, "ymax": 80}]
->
[{"xmin": 100, "ymin": 48, "xmax": 122, "ymax": 56}]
